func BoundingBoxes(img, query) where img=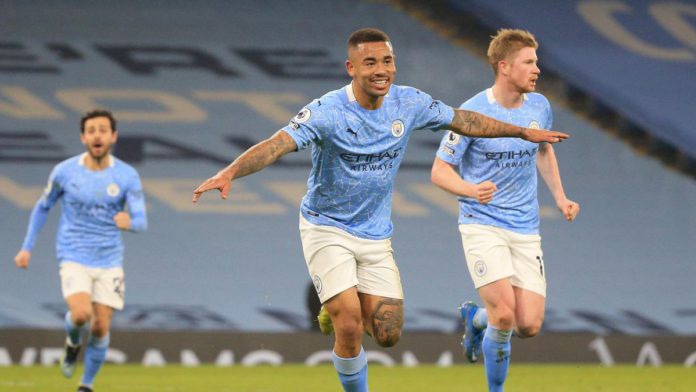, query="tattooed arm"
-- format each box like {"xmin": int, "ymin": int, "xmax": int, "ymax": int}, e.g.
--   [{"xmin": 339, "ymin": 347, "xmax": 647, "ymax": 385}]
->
[
  {"xmin": 450, "ymin": 109, "xmax": 569, "ymax": 143},
  {"xmin": 192, "ymin": 130, "xmax": 297, "ymax": 202}
]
